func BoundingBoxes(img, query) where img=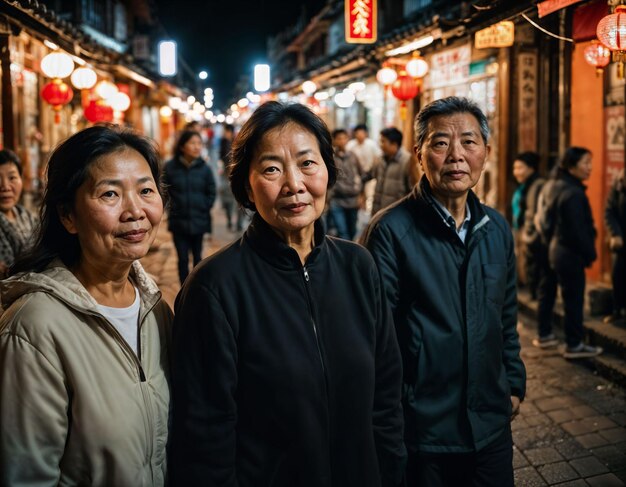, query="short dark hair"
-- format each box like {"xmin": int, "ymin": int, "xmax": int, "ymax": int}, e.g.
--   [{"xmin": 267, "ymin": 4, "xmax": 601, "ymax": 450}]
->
[
  {"xmin": 515, "ymin": 151, "xmax": 540, "ymax": 171},
  {"xmin": 11, "ymin": 125, "xmax": 164, "ymax": 274},
  {"xmin": 559, "ymin": 146, "xmax": 591, "ymax": 170},
  {"xmin": 229, "ymin": 101, "xmax": 337, "ymax": 211},
  {"xmin": 223, "ymin": 124, "xmax": 234, "ymax": 133},
  {"xmin": 332, "ymin": 128, "xmax": 348, "ymax": 139},
  {"xmin": 174, "ymin": 130, "xmax": 202, "ymax": 160},
  {"xmin": 0, "ymin": 149, "xmax": 22, "ymax": 176},
  {"xmin": 353, "ymin": 124, "xmax": 368, "ymax": 133},
  {"xmin": 414, "ymin": 96, "xmax": 490, "ymax": 151},
  {"xmin": 380, "ymin": 127, "xmax": 403, "ymax": 147}
]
